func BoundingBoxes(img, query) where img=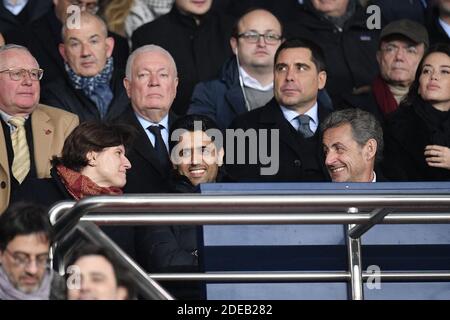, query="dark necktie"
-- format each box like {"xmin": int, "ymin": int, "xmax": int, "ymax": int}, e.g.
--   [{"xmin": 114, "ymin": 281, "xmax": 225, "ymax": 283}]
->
[
  {"xmin": 147, "ymin": 125, "xmax": 171, "ymax": 172},
  {"xmin": 297, "ymin": 114, "xmax": 314, "ymax": 138}
]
